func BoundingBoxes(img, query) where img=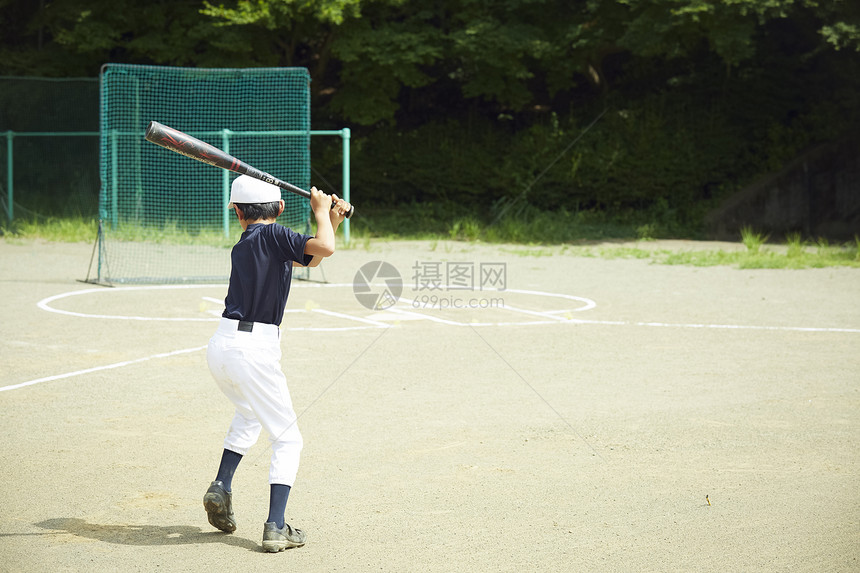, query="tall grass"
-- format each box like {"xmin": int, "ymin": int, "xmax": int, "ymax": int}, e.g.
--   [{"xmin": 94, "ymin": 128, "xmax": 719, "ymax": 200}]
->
[
  {"xmin": 4, "ymin": 213, "xmax": 859, "ymax": 269},
  {"xmin": 2, "ymin": 214, "xmax": 342, "ymax": 248},
  {"xmin": 605, "ymin": 233, "xmax": 860, "ymax": 269},
  {"xmin": 7, "ymin": 216, "xmax": 98, "ymax": 243},
  {"xmin": 354, "ymin": 203, "xmax": 662, "ymax": 244},
  {"xmin": 740, "ymin": 226, "xmax": 769, "ymax": 254},
  {"xmin": 785, "ymin": 232, "xmax": 805, "ymax": 259}
]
